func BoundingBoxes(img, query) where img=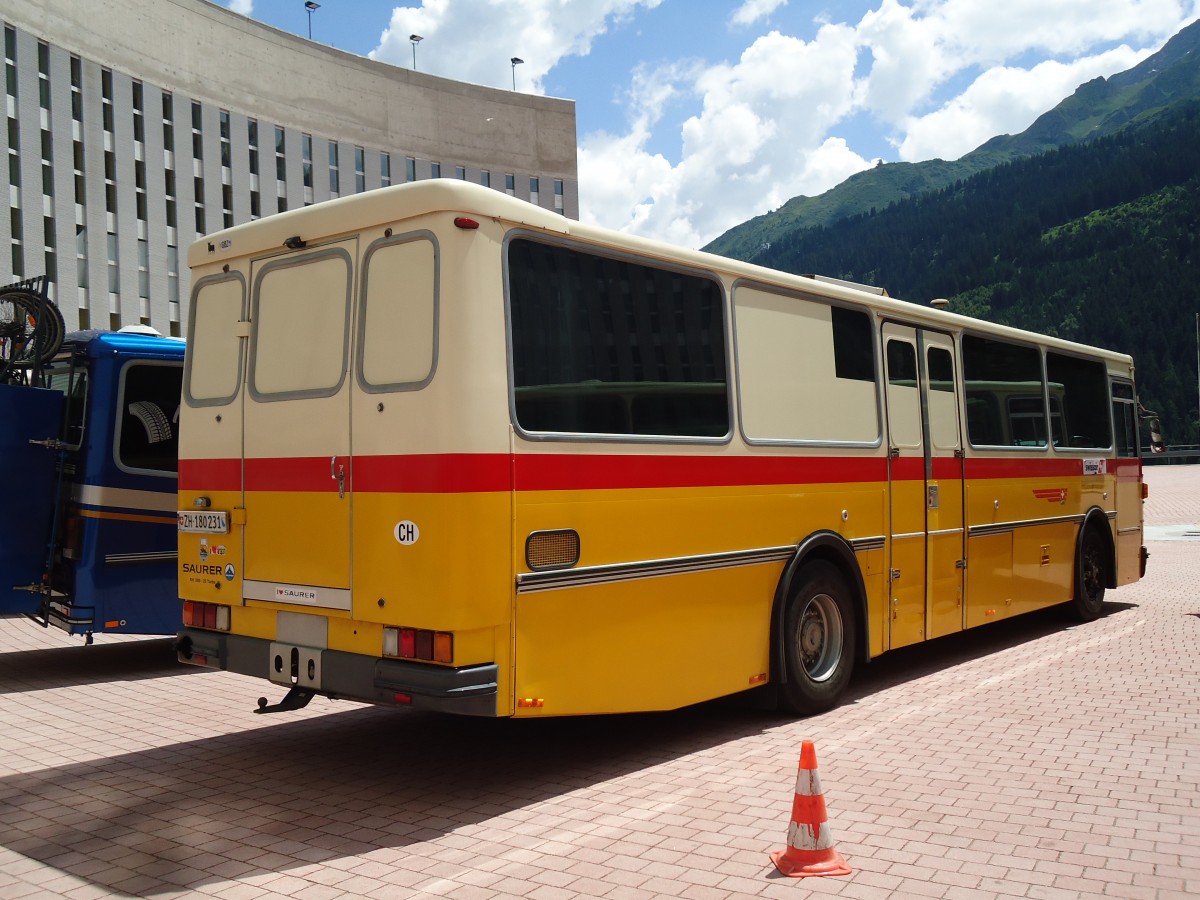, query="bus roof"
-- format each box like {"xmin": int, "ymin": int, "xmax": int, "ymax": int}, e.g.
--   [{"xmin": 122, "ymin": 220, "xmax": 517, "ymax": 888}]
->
[
  {"xmin": 188, "ymin": 179, "xmax": 1134, "ymax": 370},
  {"xmin": 62, "ymin": 330, "xmax": 186, "ymax": 361}
]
